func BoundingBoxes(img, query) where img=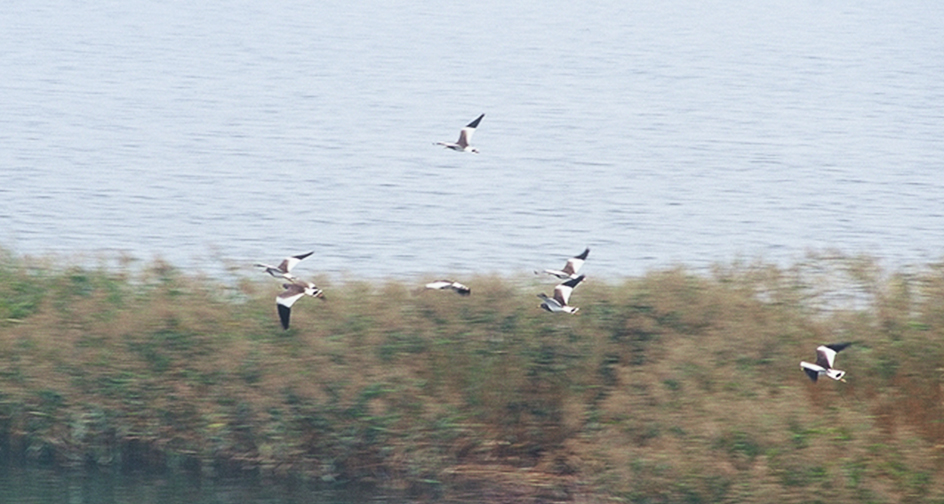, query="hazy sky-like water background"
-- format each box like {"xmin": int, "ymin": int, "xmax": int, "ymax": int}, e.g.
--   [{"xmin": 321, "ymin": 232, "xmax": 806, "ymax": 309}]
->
[{"xmin": 2, "ymin": 0, "xmax": 943, "ymax": 279}]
